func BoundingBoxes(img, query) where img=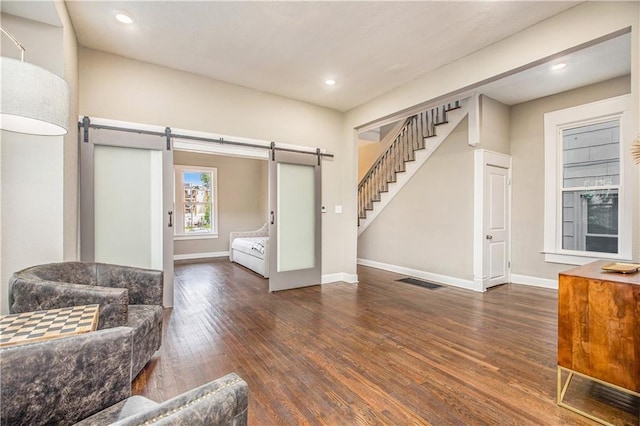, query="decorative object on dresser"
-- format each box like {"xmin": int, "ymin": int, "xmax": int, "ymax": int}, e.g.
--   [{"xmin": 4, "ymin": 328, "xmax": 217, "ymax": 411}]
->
[
  {"xmin": 229, "ymin": 223, "xmax": 269, "ymax": 278},
  {"xmin": 557, "ymin": 260, "xmax": 640, "ymax": 425},
  {"xmin": 9, "ymin": 261, "xmax": 163, "ymax": 380}
]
